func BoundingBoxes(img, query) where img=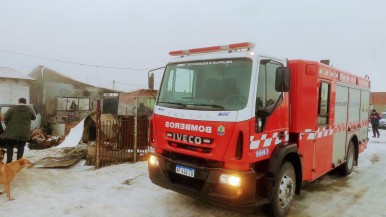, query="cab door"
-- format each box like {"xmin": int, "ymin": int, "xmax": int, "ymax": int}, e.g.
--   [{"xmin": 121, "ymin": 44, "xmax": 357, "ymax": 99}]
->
[
  {"xmin": 249, "ymin": 58, "xmax": 289, "ymax": 161},
  {"xmin": 313, "ymin": 81, "xmax": 334, "ymax": 178}
]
